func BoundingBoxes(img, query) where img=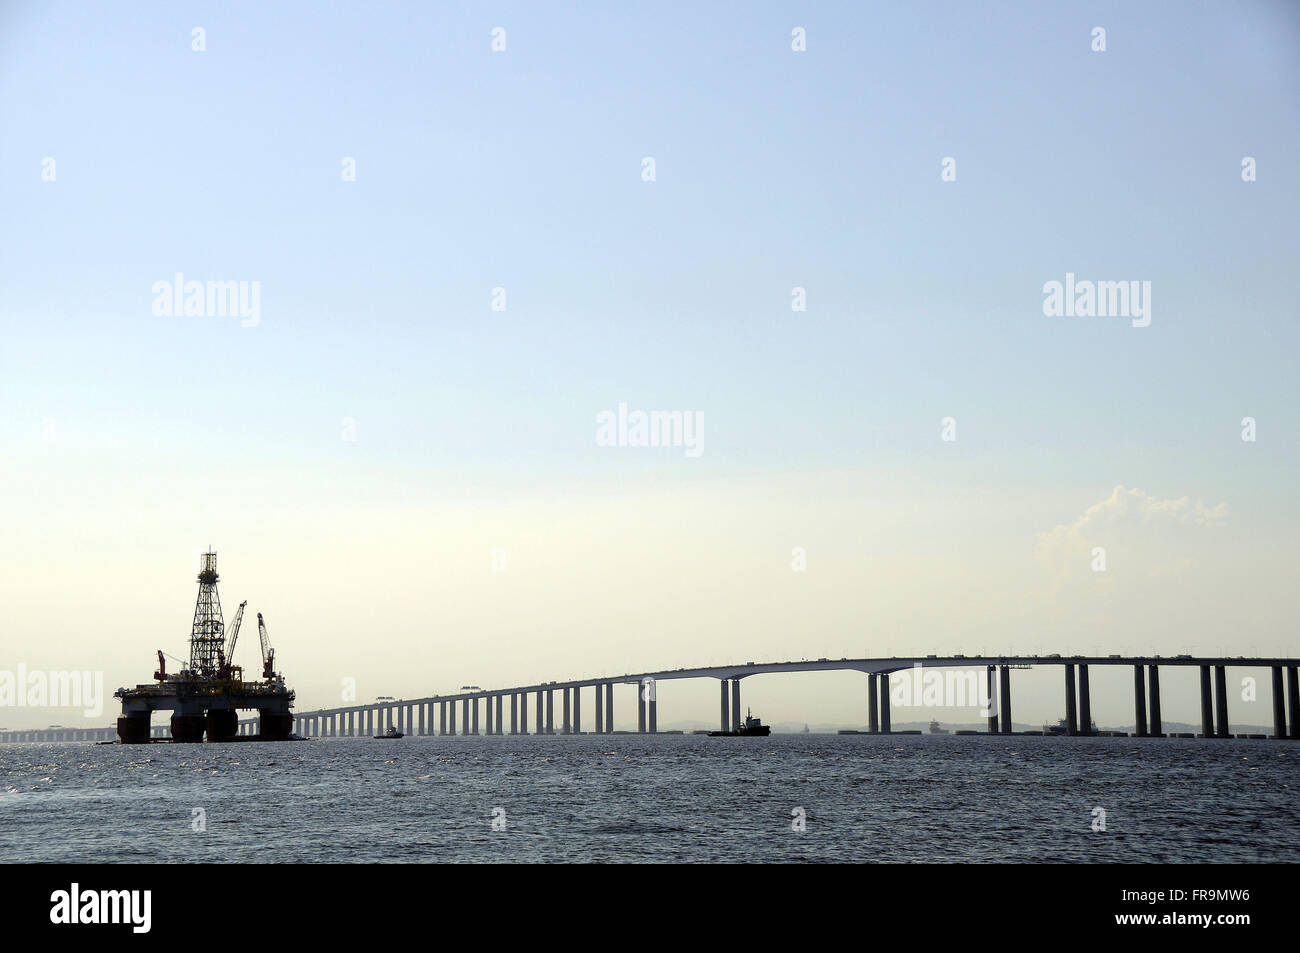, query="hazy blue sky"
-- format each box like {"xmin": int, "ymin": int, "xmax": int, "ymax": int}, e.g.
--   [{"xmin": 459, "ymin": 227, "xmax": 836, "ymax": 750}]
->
[{"xmin": 1, "ymin": 2, "xmax": 1297, "ymax": 730}]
